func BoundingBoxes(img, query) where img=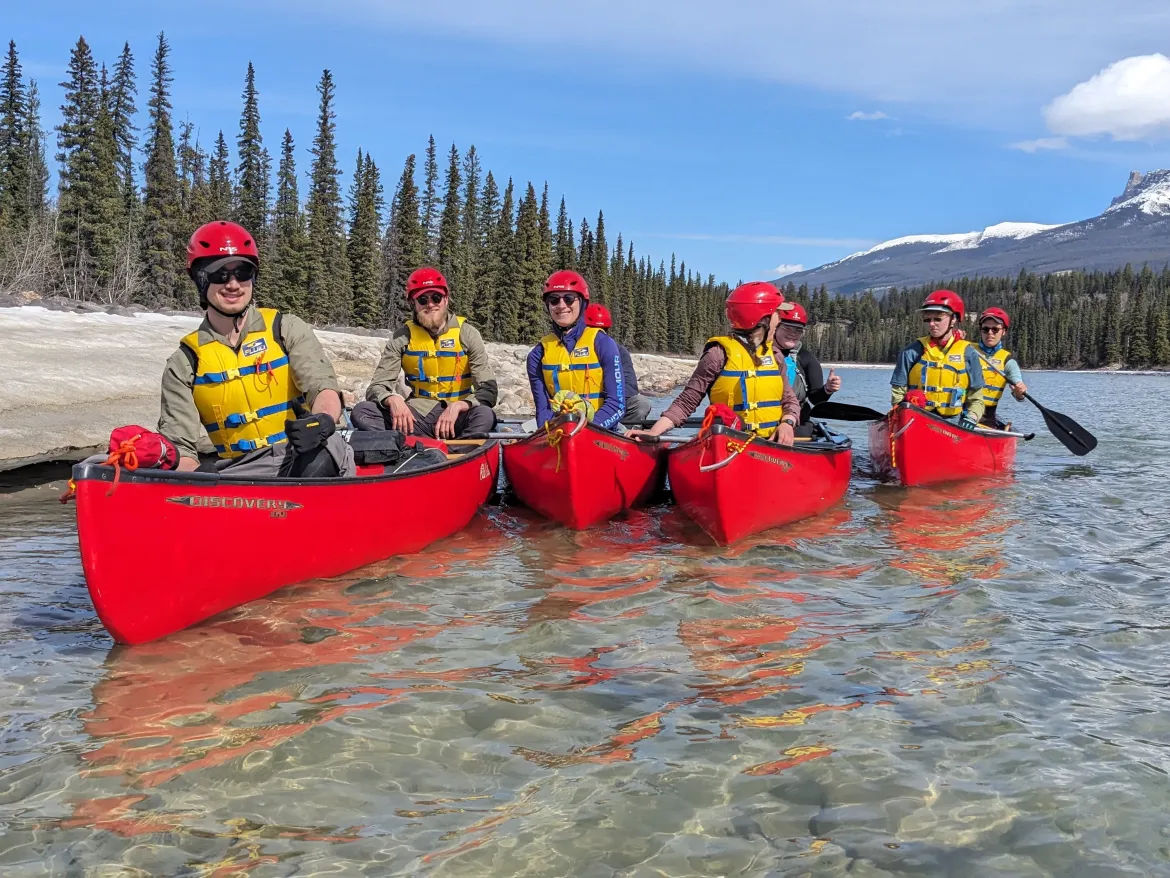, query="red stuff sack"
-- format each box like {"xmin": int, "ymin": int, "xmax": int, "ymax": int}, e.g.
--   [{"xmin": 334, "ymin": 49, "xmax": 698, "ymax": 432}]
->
[
  {"xmin": 705, "ymin": 403, "xmax": 743, "ymax": 431},
  {"xmin": 904, "ymin": 390, "xmax": 929, "ymax": 409},
  {"xmin": 108, "ymin": 425, "xmax": 179, "ymax": 470}
]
